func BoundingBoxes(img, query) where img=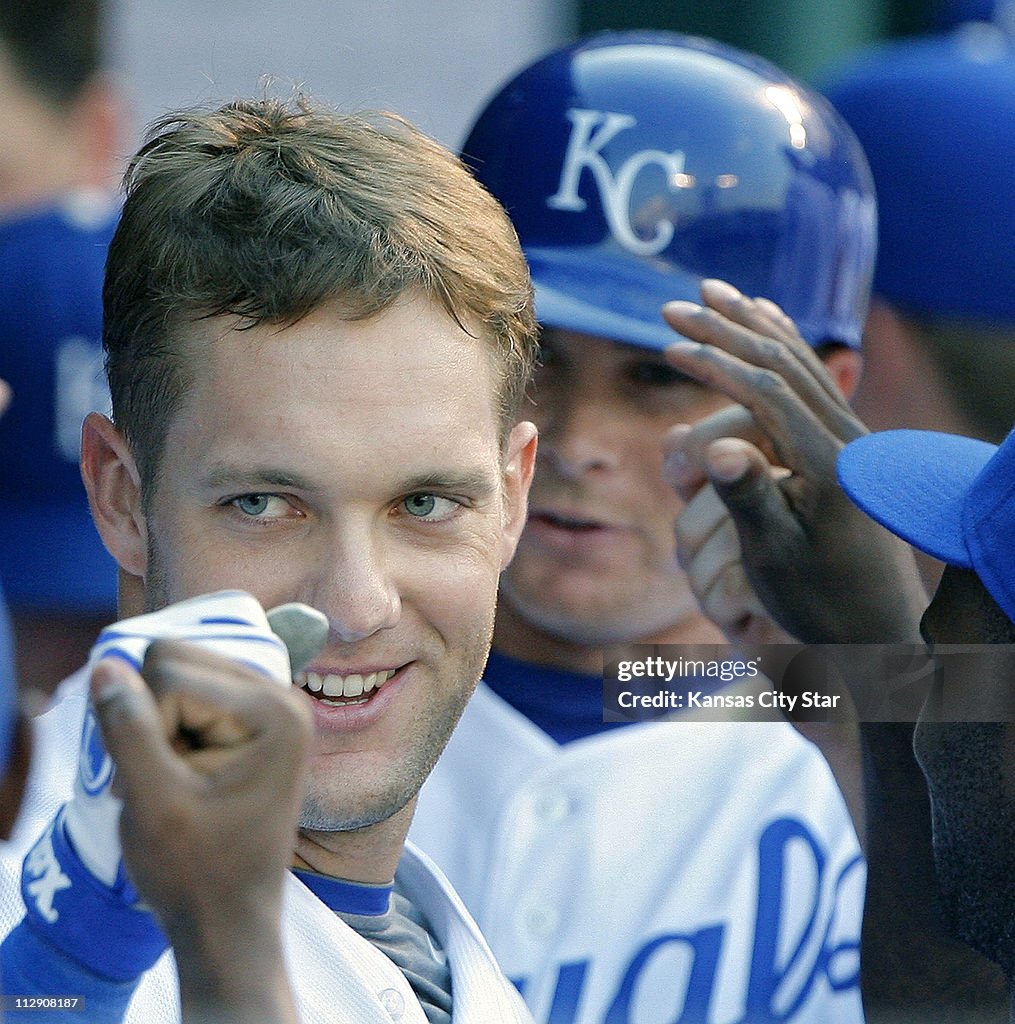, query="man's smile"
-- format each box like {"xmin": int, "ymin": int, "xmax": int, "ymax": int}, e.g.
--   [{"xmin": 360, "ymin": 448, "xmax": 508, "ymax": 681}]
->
[{"xmin": 294, "ymin": 666, "xmax": 401, "ymax": 705}]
